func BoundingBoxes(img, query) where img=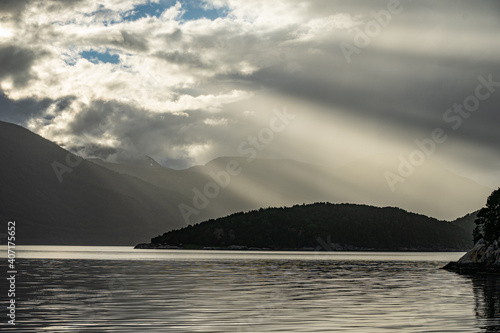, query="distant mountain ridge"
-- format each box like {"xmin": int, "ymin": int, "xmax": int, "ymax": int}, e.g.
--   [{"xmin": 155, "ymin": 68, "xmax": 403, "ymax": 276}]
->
[
  {"xmin": 0, "ymin": 120, "xmax": 492, "ymax": 245},
  {"xmin": 93, "ymin": 154, "xmax": 492, "ymax": 223}
]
